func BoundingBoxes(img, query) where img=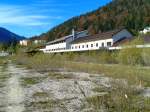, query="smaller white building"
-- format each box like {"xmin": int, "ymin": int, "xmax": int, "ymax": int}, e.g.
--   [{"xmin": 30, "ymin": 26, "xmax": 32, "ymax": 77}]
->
[
  {"xmin": 140, "ymin": 27, "xmax": 150, "ymax": 34},
  {"xmin": 33, "ymin": 39, "xmax": 46, "ymax": 45},
  {"xmin": 19, "ymin": 39, "xmax": 29, "ymax": 46}
]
